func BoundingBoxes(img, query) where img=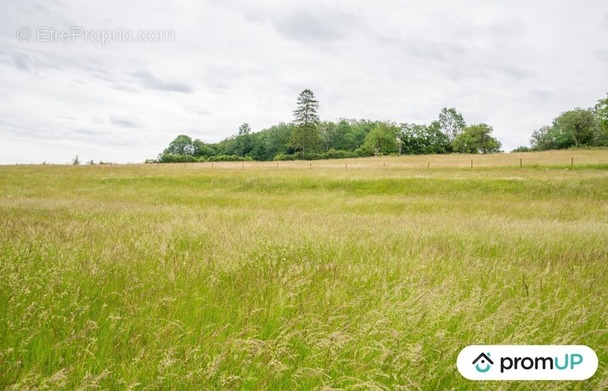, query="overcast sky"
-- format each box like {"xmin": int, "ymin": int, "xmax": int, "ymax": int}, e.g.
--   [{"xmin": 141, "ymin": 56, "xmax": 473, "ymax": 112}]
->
[{"xmin": 1, "ymin": 0, "xmax": 607, "ymax": 164}]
